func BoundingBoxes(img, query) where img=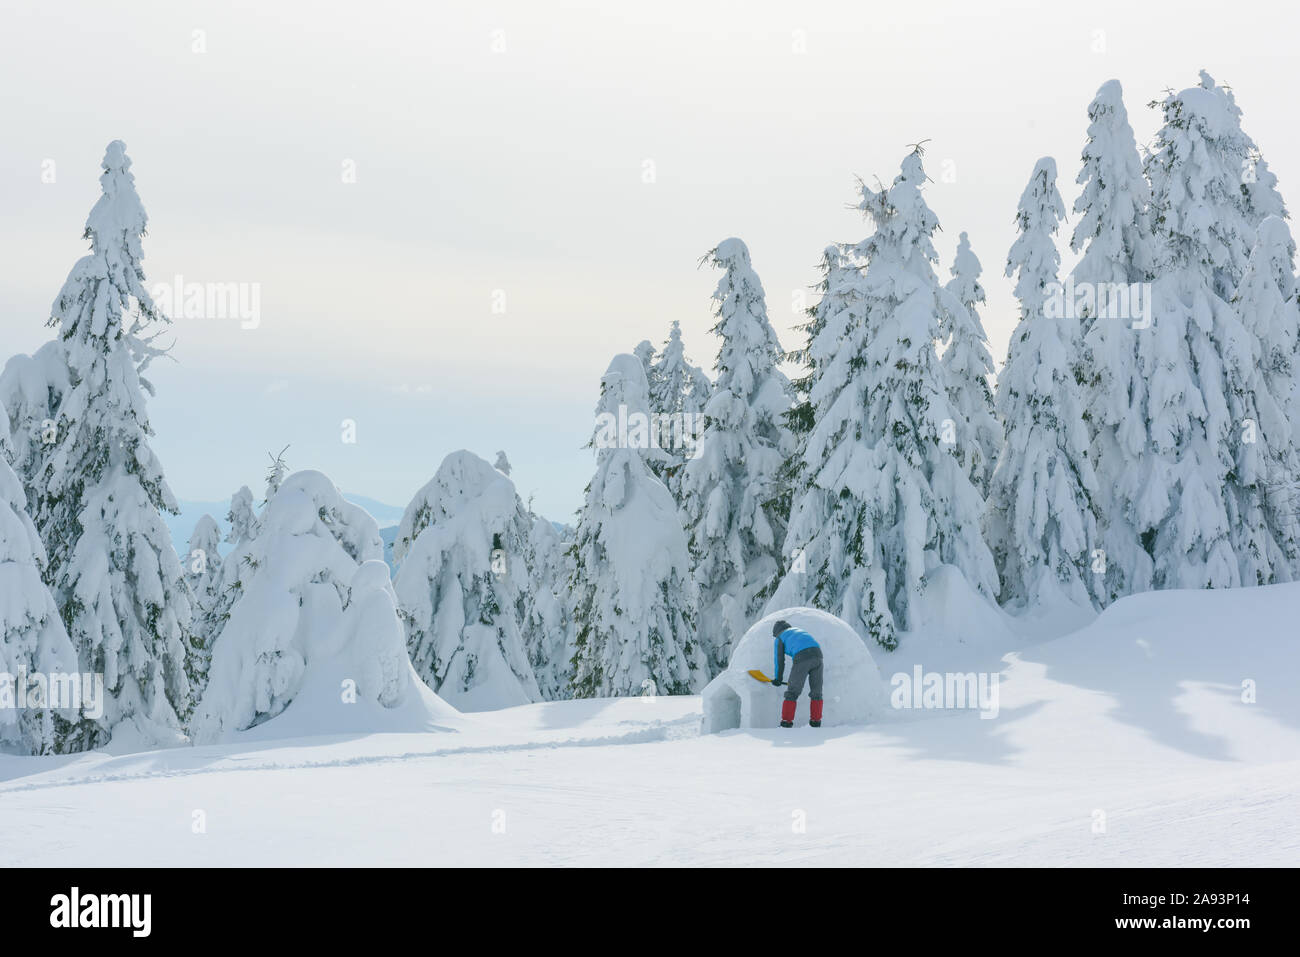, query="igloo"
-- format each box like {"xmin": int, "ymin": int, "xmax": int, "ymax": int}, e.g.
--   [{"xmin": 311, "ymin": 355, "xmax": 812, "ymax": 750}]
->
[{"xmin": 701, "ymin": 607, "xmax": 888, "ymax": 733}]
